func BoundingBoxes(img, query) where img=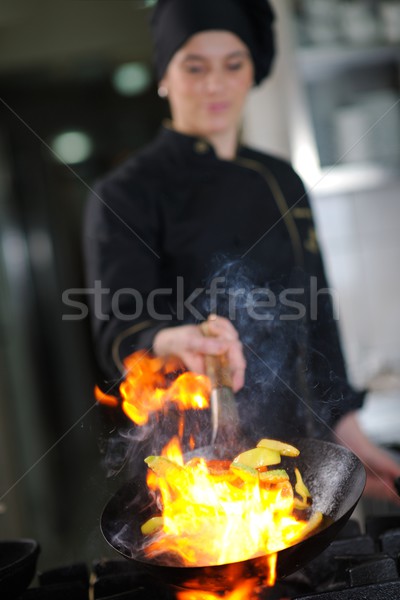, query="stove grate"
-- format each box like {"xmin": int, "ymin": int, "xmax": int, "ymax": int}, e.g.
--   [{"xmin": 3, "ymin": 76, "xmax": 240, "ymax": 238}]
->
[{"xmin": 13, "ymin": 515, "xmax": 400, "ymax": 600}]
